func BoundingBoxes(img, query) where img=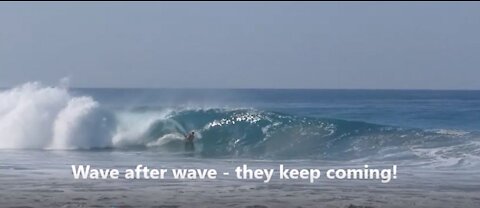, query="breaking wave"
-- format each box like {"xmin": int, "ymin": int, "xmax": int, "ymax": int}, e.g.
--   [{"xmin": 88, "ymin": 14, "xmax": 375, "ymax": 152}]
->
[
  {"xmin": 1, "ymin": 82, "xmax": 479, "ymax": 165},
  {"xmin": 0, "ymin": 82, "xmax": 113, "ymax": 149}
]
